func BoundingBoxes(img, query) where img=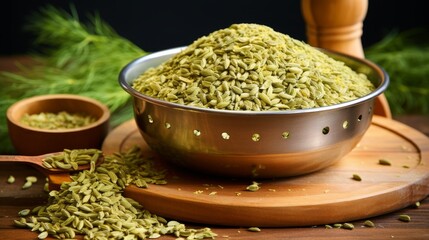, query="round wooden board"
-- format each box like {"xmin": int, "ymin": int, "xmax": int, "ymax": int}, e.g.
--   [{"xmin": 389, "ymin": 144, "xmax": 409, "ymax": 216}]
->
[{"xmin": 102, "ymin": 116, "xmax": 429, "ymax": 227}]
